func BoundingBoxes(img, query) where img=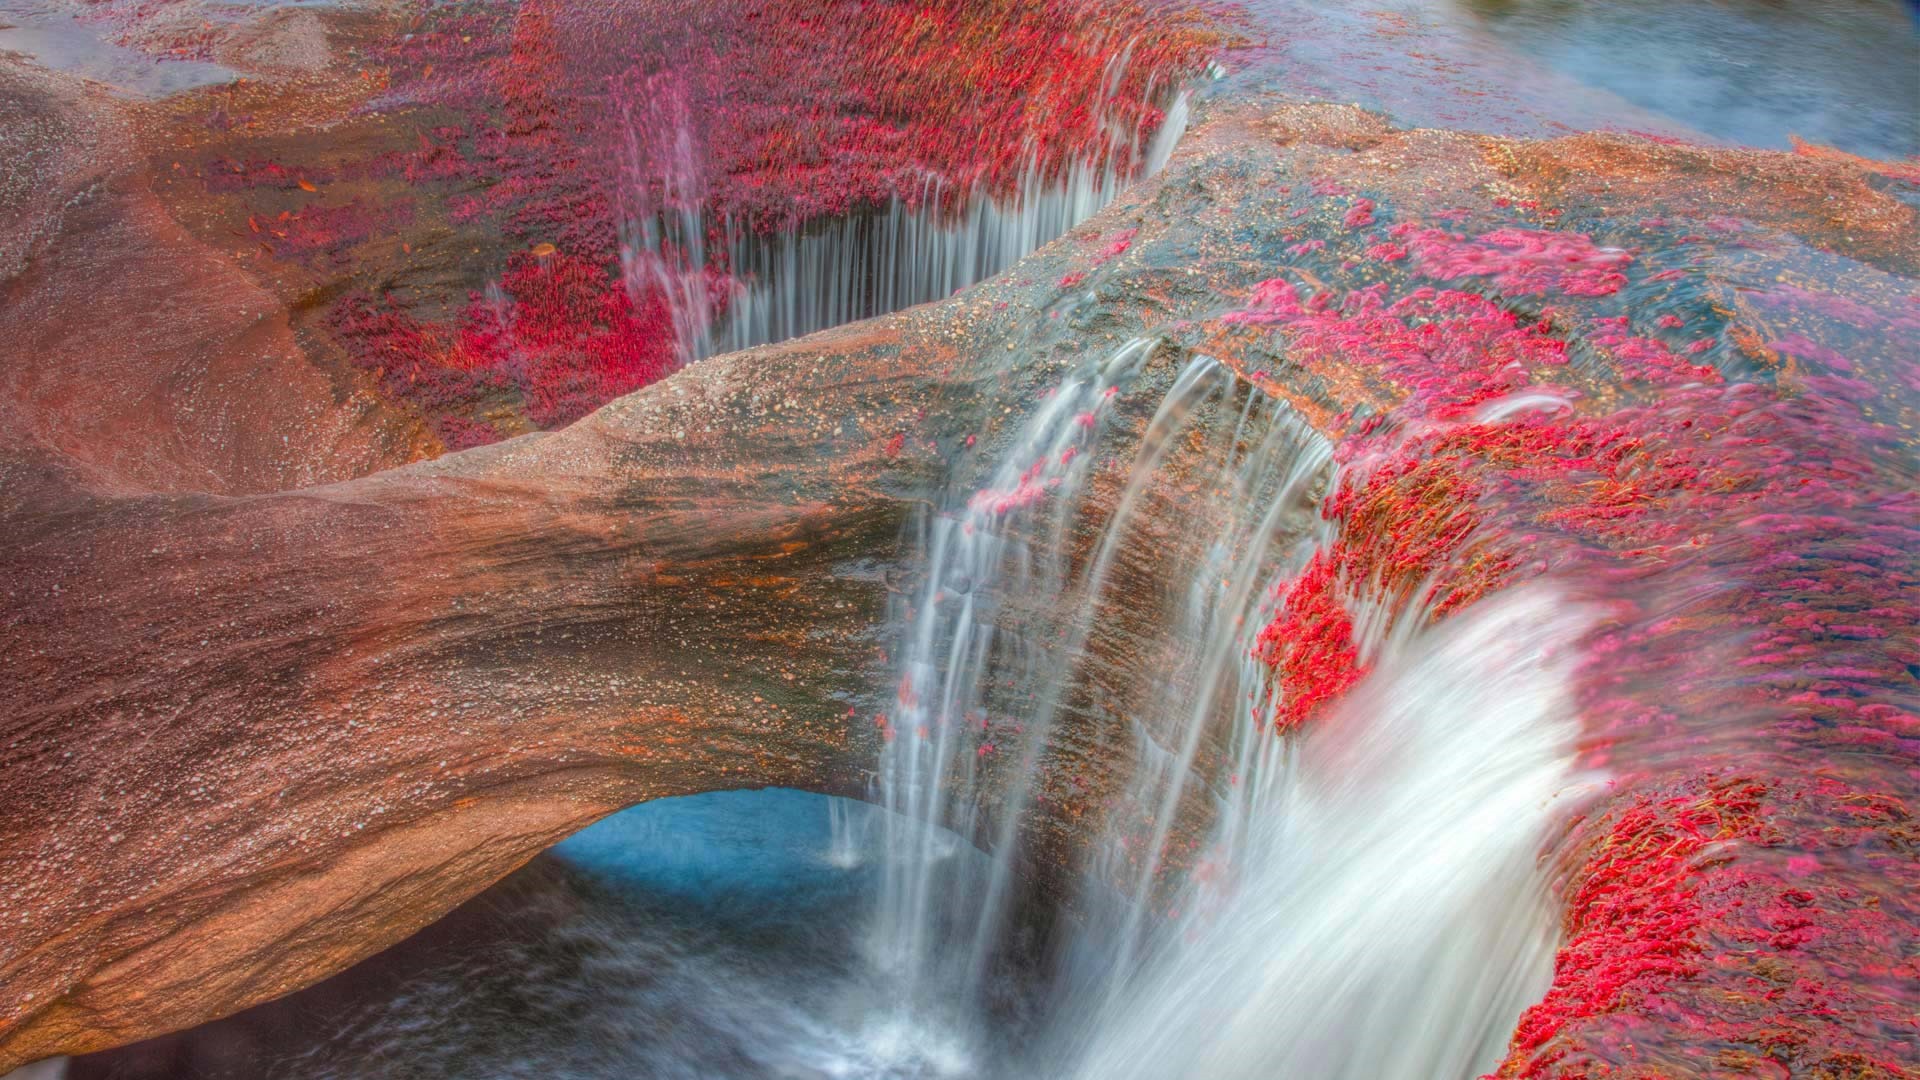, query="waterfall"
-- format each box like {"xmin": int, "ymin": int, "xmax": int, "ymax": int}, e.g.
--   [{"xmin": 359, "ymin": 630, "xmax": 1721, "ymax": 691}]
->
[
  {"xmin": 870, "ymin": 337, "xmax": 1167, "ymax": 1000},
  {"xmin": 714, "ymin": 94, "xmax": 1187, "ymax": 357},
  {"xmin": 617, "ymin": 74, "xmax": 721, "ymax": 367},
  {"xmin": 612, "ymin": 40, "xmax": 1586, "ymax": 1077},
  {"xmin": 825, "ymin": 796, "xmax": 865, "ymax": 871},
  {"xmin": 863, "ymin": 347, "xmax": 1593, "ymax": 1077},
  {"xmin": 862, "ymin": 346, "xmax": 1329, "ymax": 1060},
  {"xmin": 619, "ymin": 62, "xmax": 1192, "ymax": 363},
  {"xmin": 1059, "ymin": 584, "xmax": 1591, "ymax": 1079}
]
